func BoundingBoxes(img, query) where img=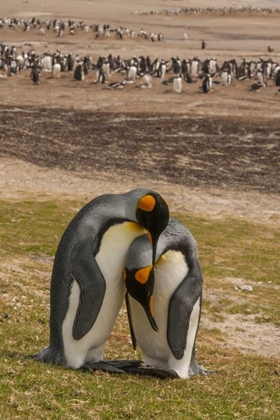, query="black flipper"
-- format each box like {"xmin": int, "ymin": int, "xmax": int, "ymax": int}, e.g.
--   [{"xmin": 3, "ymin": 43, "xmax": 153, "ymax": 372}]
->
[
  {"xmin": 167, "ymin": 266, "xmax": 203, "ymax": 360},
  {"xmin": 70, "ymin": 238, "xmax": 106, "ymax": 340},
  {"xmin": 125, "ymin": 293, "xmax": 137, "ymax": 350}
]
